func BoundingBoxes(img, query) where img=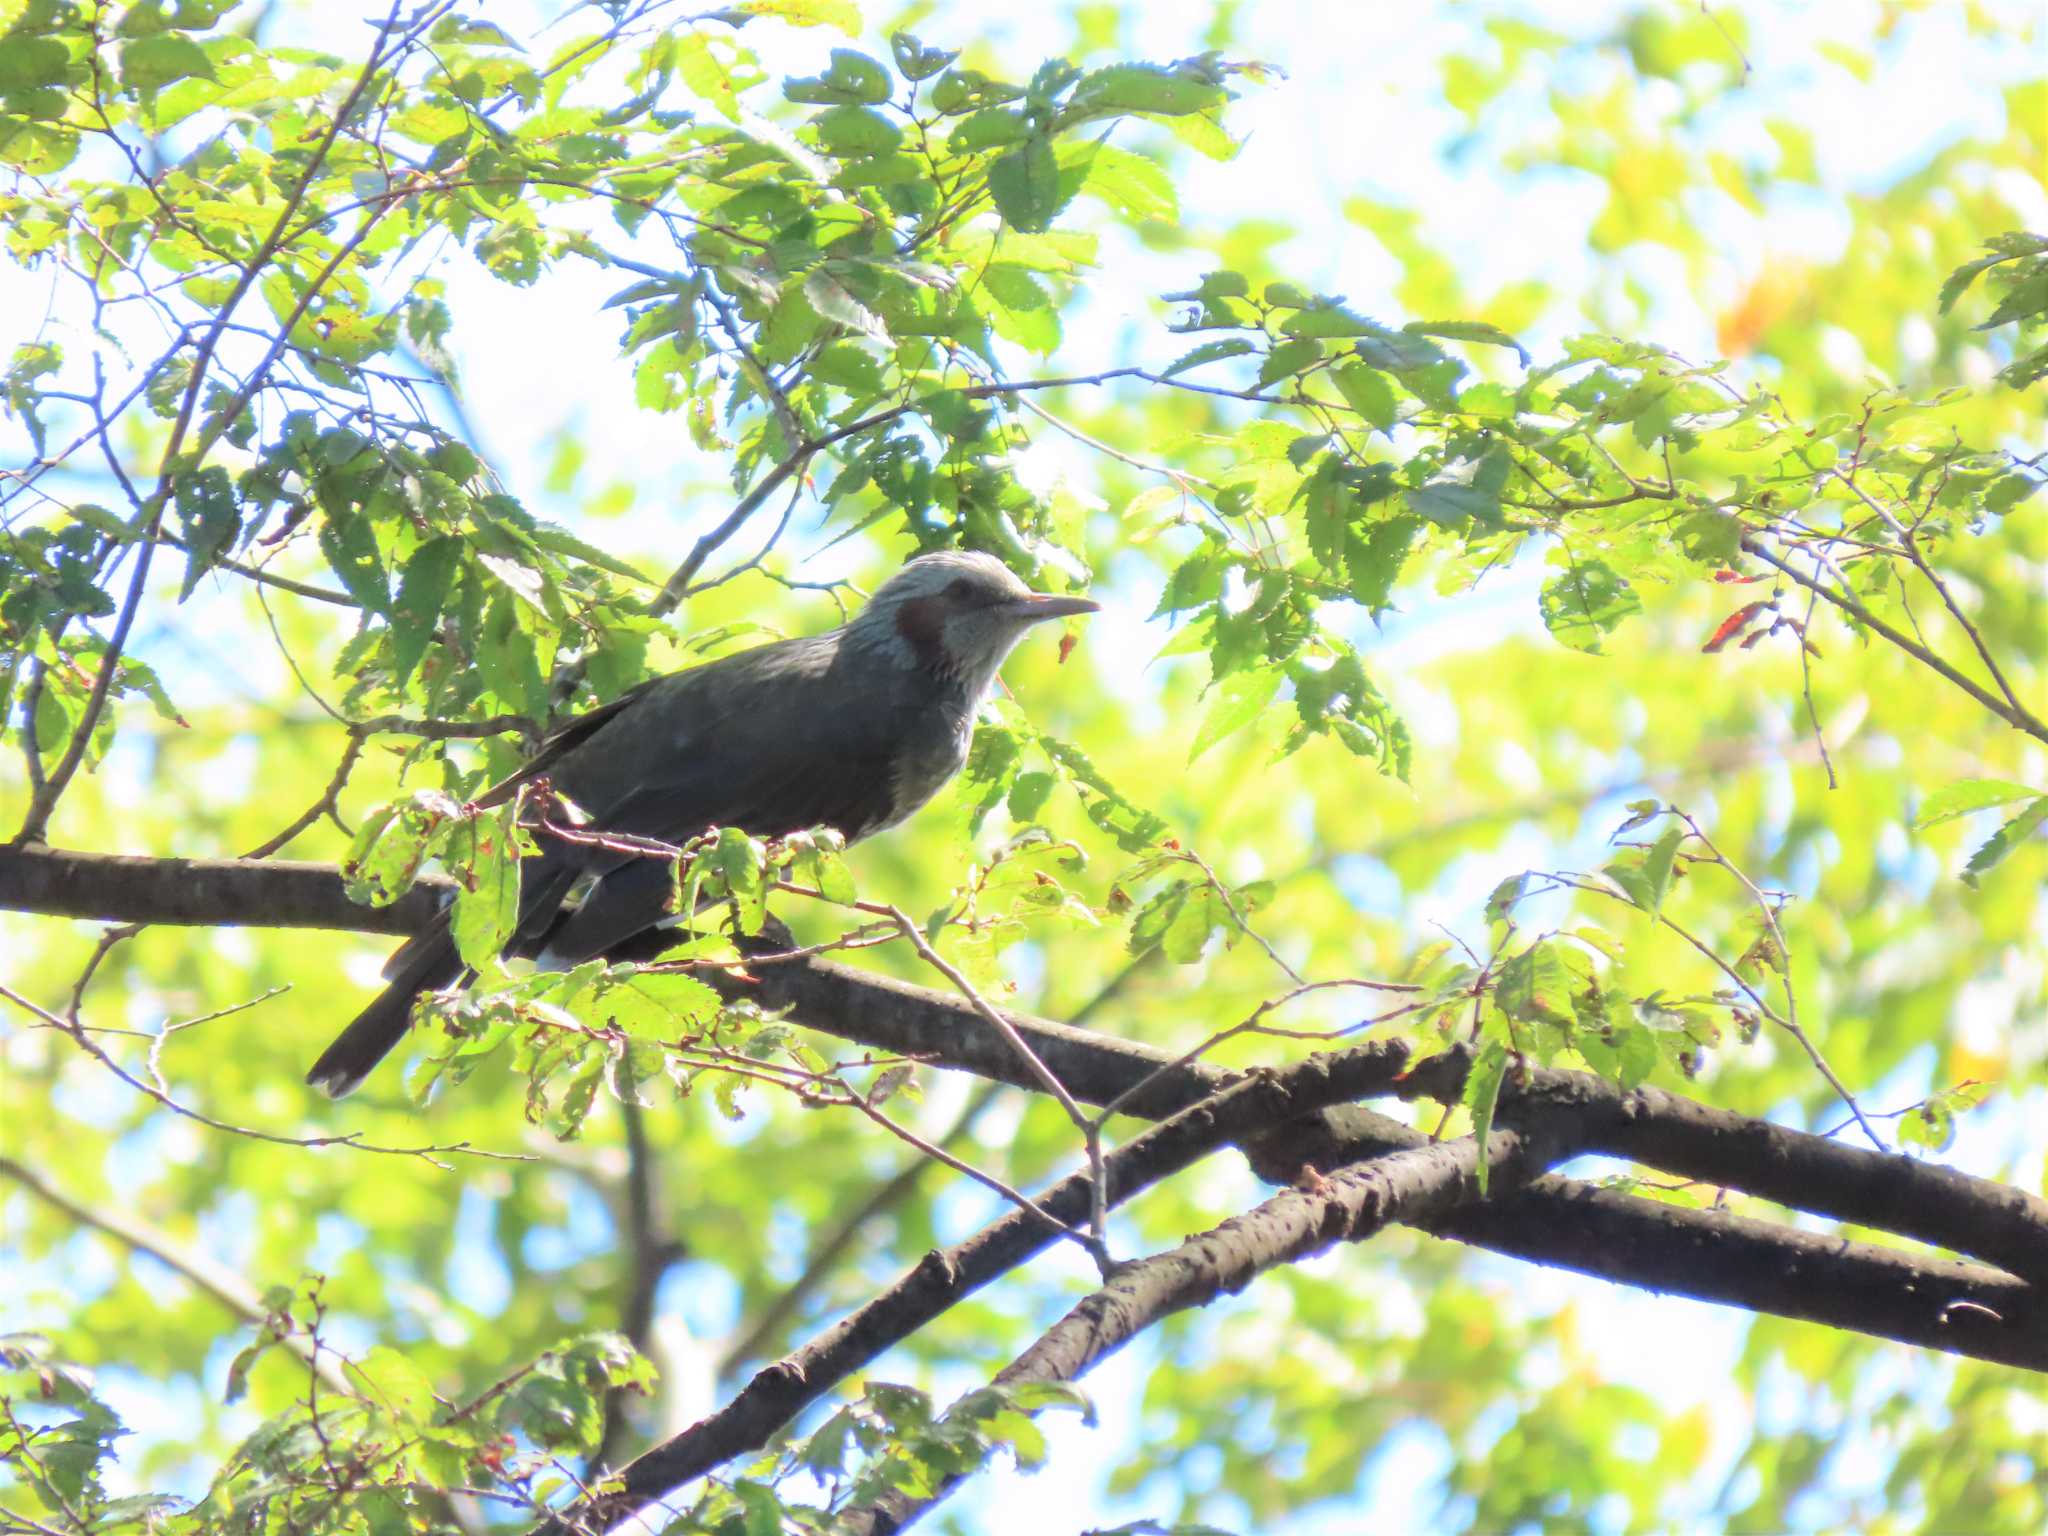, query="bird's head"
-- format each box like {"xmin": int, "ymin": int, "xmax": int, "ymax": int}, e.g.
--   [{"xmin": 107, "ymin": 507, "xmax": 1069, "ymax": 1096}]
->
[{"xmin": 848, "ymin": 550, "xmax": 1098, "ymax": 691}]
